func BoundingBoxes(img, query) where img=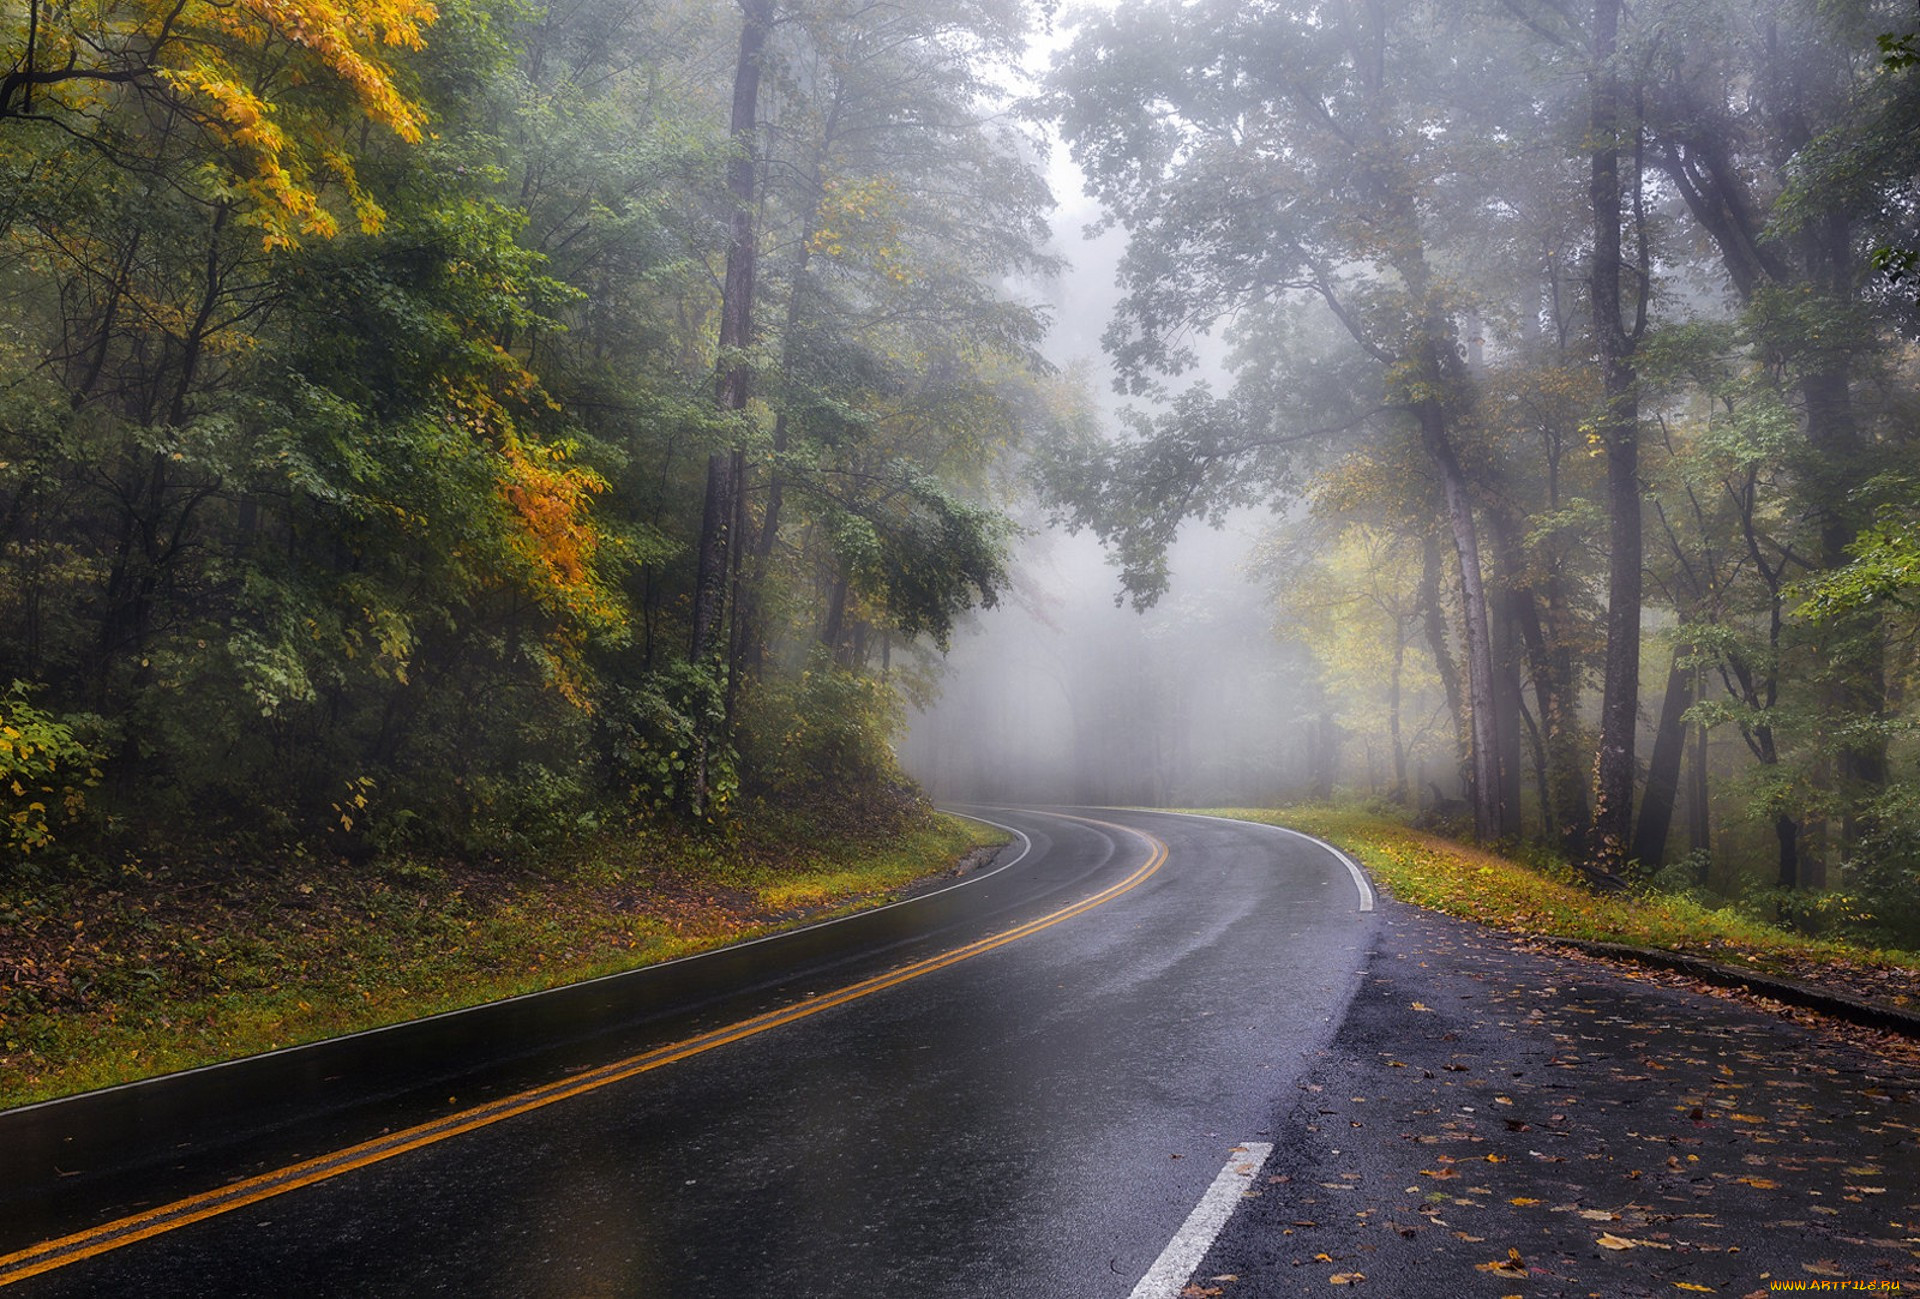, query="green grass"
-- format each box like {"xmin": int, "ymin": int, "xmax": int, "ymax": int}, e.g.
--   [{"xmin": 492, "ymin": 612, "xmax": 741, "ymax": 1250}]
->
[
  {"xmin": 0, "ymin": 811, "xmax": 1007, "ymax": 1110},
  {"xmin": 1191, "ymin": 805, "xmax": 1920, "ymax": 987}
]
